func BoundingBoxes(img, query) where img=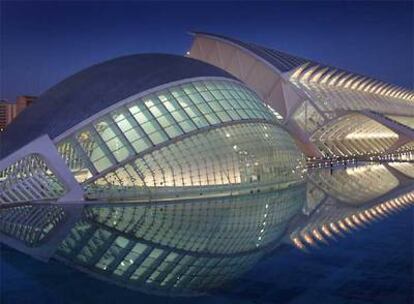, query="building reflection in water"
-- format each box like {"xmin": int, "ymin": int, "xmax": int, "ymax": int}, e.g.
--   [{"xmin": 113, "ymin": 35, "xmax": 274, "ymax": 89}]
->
[
  {"xmin": 0, "ymin": 161, "xmax": 413, "ymax": 296},
  {"xmin": 56, "ymin": 183, "xmax": 306, "ymax": 296},
  {"xmin": 1, "ymin": 43, "xmax": 413, "ymax": 298},
  {"xmin": 290, "ymin": 162, "xmax": 414, "ymax": 252}
]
